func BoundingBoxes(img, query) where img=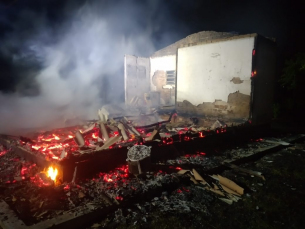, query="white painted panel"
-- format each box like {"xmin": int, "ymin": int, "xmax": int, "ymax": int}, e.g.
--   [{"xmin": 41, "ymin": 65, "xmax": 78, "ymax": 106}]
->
[
  {"xmin": 177, "ymin": 37, "xmax": 254, "ymax": 105},
  {"xmin": 150, "ymin": 55, "xmax": 176, "ymax": 91},
  {"xmin": 124, "ymin": 55, "xmax": 150, "ymax": 104}
]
